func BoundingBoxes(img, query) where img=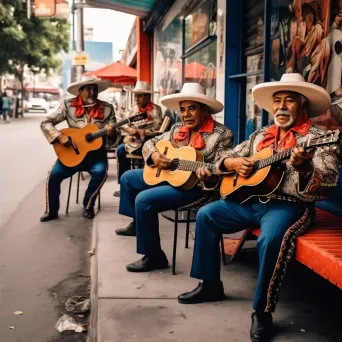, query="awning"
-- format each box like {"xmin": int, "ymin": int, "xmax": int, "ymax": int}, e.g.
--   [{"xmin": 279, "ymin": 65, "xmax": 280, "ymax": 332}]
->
[
  {"xmin": 84, "ymin": 0, "xmax": 157, "ymax": 18},
  {"xmin": 84, "ymin": 61, "xmax": 137, "ymax": 85},
  {"xmin": 25, "ymin": 82, "xmax": 60, "ymax": 94}
]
